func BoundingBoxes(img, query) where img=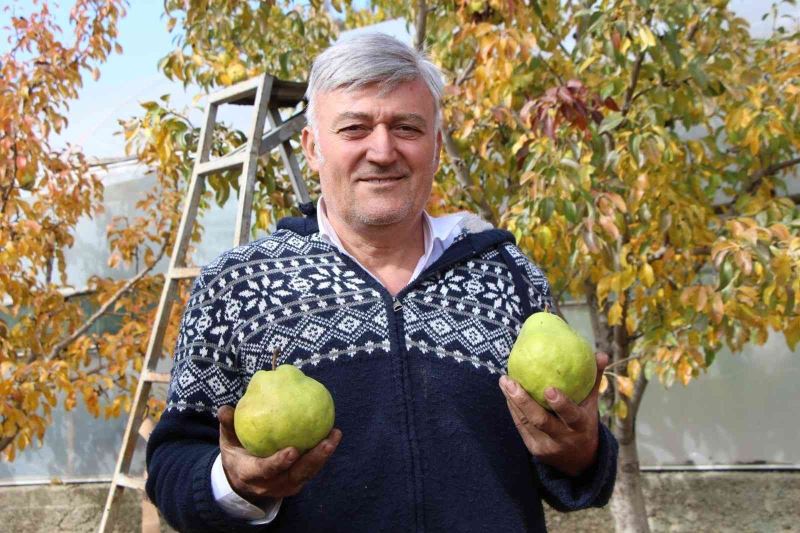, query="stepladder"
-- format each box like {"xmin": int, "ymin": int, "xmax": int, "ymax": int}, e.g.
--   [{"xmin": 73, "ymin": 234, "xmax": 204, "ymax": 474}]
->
[{"xmin": 98, "ymin": 73, "xmax": 311, "ymax": 532}]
